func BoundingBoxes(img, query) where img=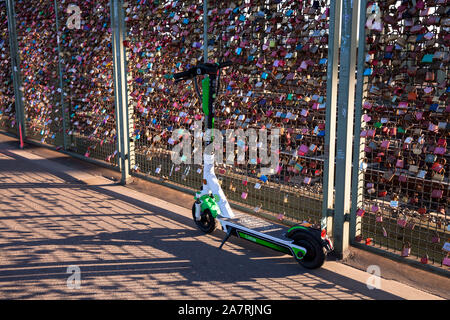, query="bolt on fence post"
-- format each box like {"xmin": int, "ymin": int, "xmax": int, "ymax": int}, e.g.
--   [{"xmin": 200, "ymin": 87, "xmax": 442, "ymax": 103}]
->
[
  {"xmin": 110, "ymin": 0, "xmax": 133, "ymax": 184},
  {"xmin": 333, "ymin": 0, "xmax": 360, "ymax": 259},
  {"xmin": 322, "ymin": 0, "xmax": 342, "ymax": 236},
  {"xmin": 350, "ymin": 0, "xmax": 368, "ymax": 245},
  {"xmin": 5, "ymin": 0, "xmax": 25, "ymax": 146},
  {"xmin": 53, "ymin": 0, "xmax": 68, "ymax": 150}
]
